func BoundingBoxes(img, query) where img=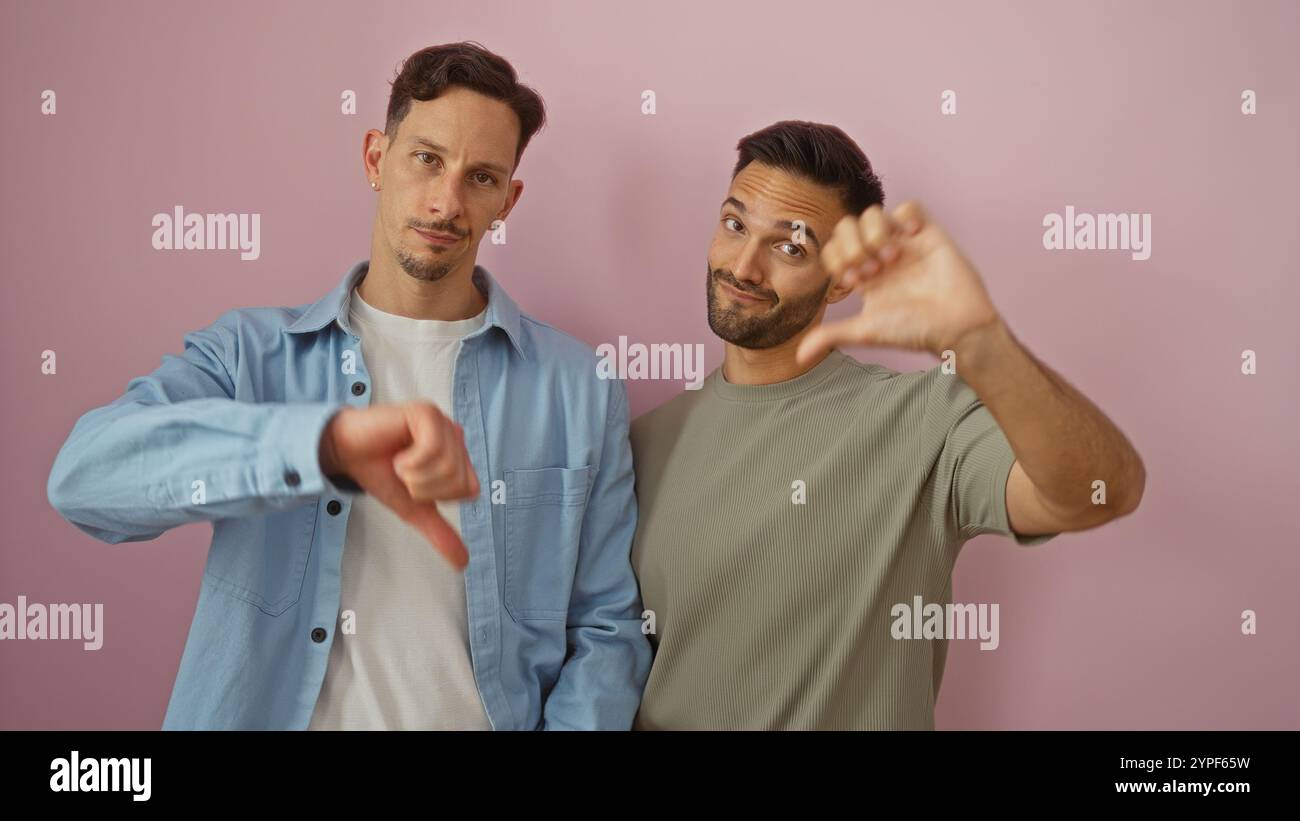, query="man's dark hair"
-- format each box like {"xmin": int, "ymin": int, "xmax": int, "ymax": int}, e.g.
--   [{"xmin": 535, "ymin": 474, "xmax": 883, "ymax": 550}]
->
[
  {"xmin": 732, "ymin": 120, "xmax": 885, "ymax": 216},
  {"xmin": 385, "ymin": 41, "xmax": 546, "ymax": 173}
]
